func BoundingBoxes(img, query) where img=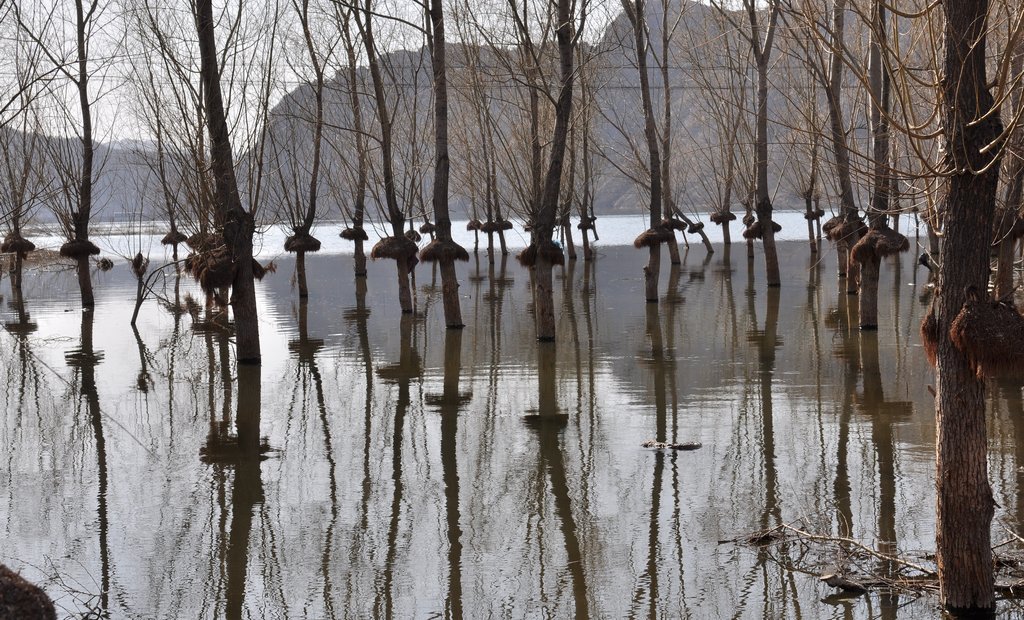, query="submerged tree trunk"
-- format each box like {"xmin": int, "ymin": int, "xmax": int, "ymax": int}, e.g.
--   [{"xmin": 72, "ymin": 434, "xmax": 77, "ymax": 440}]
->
[
  {"xmin": 76, "ymin": 255, "xmax": 94, "ymax": 308},
  {"xmin": 857, "ymin": 0, "xmax": 903, "ymax": 330},
  {"xmin": 423, "ymin": 0, "xmax": 465, "ymax": 329},
  {"xmin": 72, "ymin": 0, "xmax": 95, "ymax": 308},
  {"xmin": 358, "ymin": 0, "xmax": 412, "ymax": 313},
  {"xmin": 296, "ymin": 251, "xmax": 308, "ymax": 298},
  {"xmin": 341, "ymin": 13, "xmax": 368, "ymax": 279},
  {"xmin": 195, "ymin": 0, "xmax": 261, "ymax": 363},
  {"xmin": 805, "ymin": 194, "xmax": 817, "ymax": 254},
  {"xmin": 622, "ymin": 0, "xmax": 665, "ymax": 301},
  {"xmin": 529, "ymin": 0, "xmax": 575, "ymax": 341},
  {"xmin": 932, "ymin": 0, "xmax": 1002, "ymax": 611},
  {"xmin": 821, "ymin": 0, "xmax": 861, "ymax": 291}
]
